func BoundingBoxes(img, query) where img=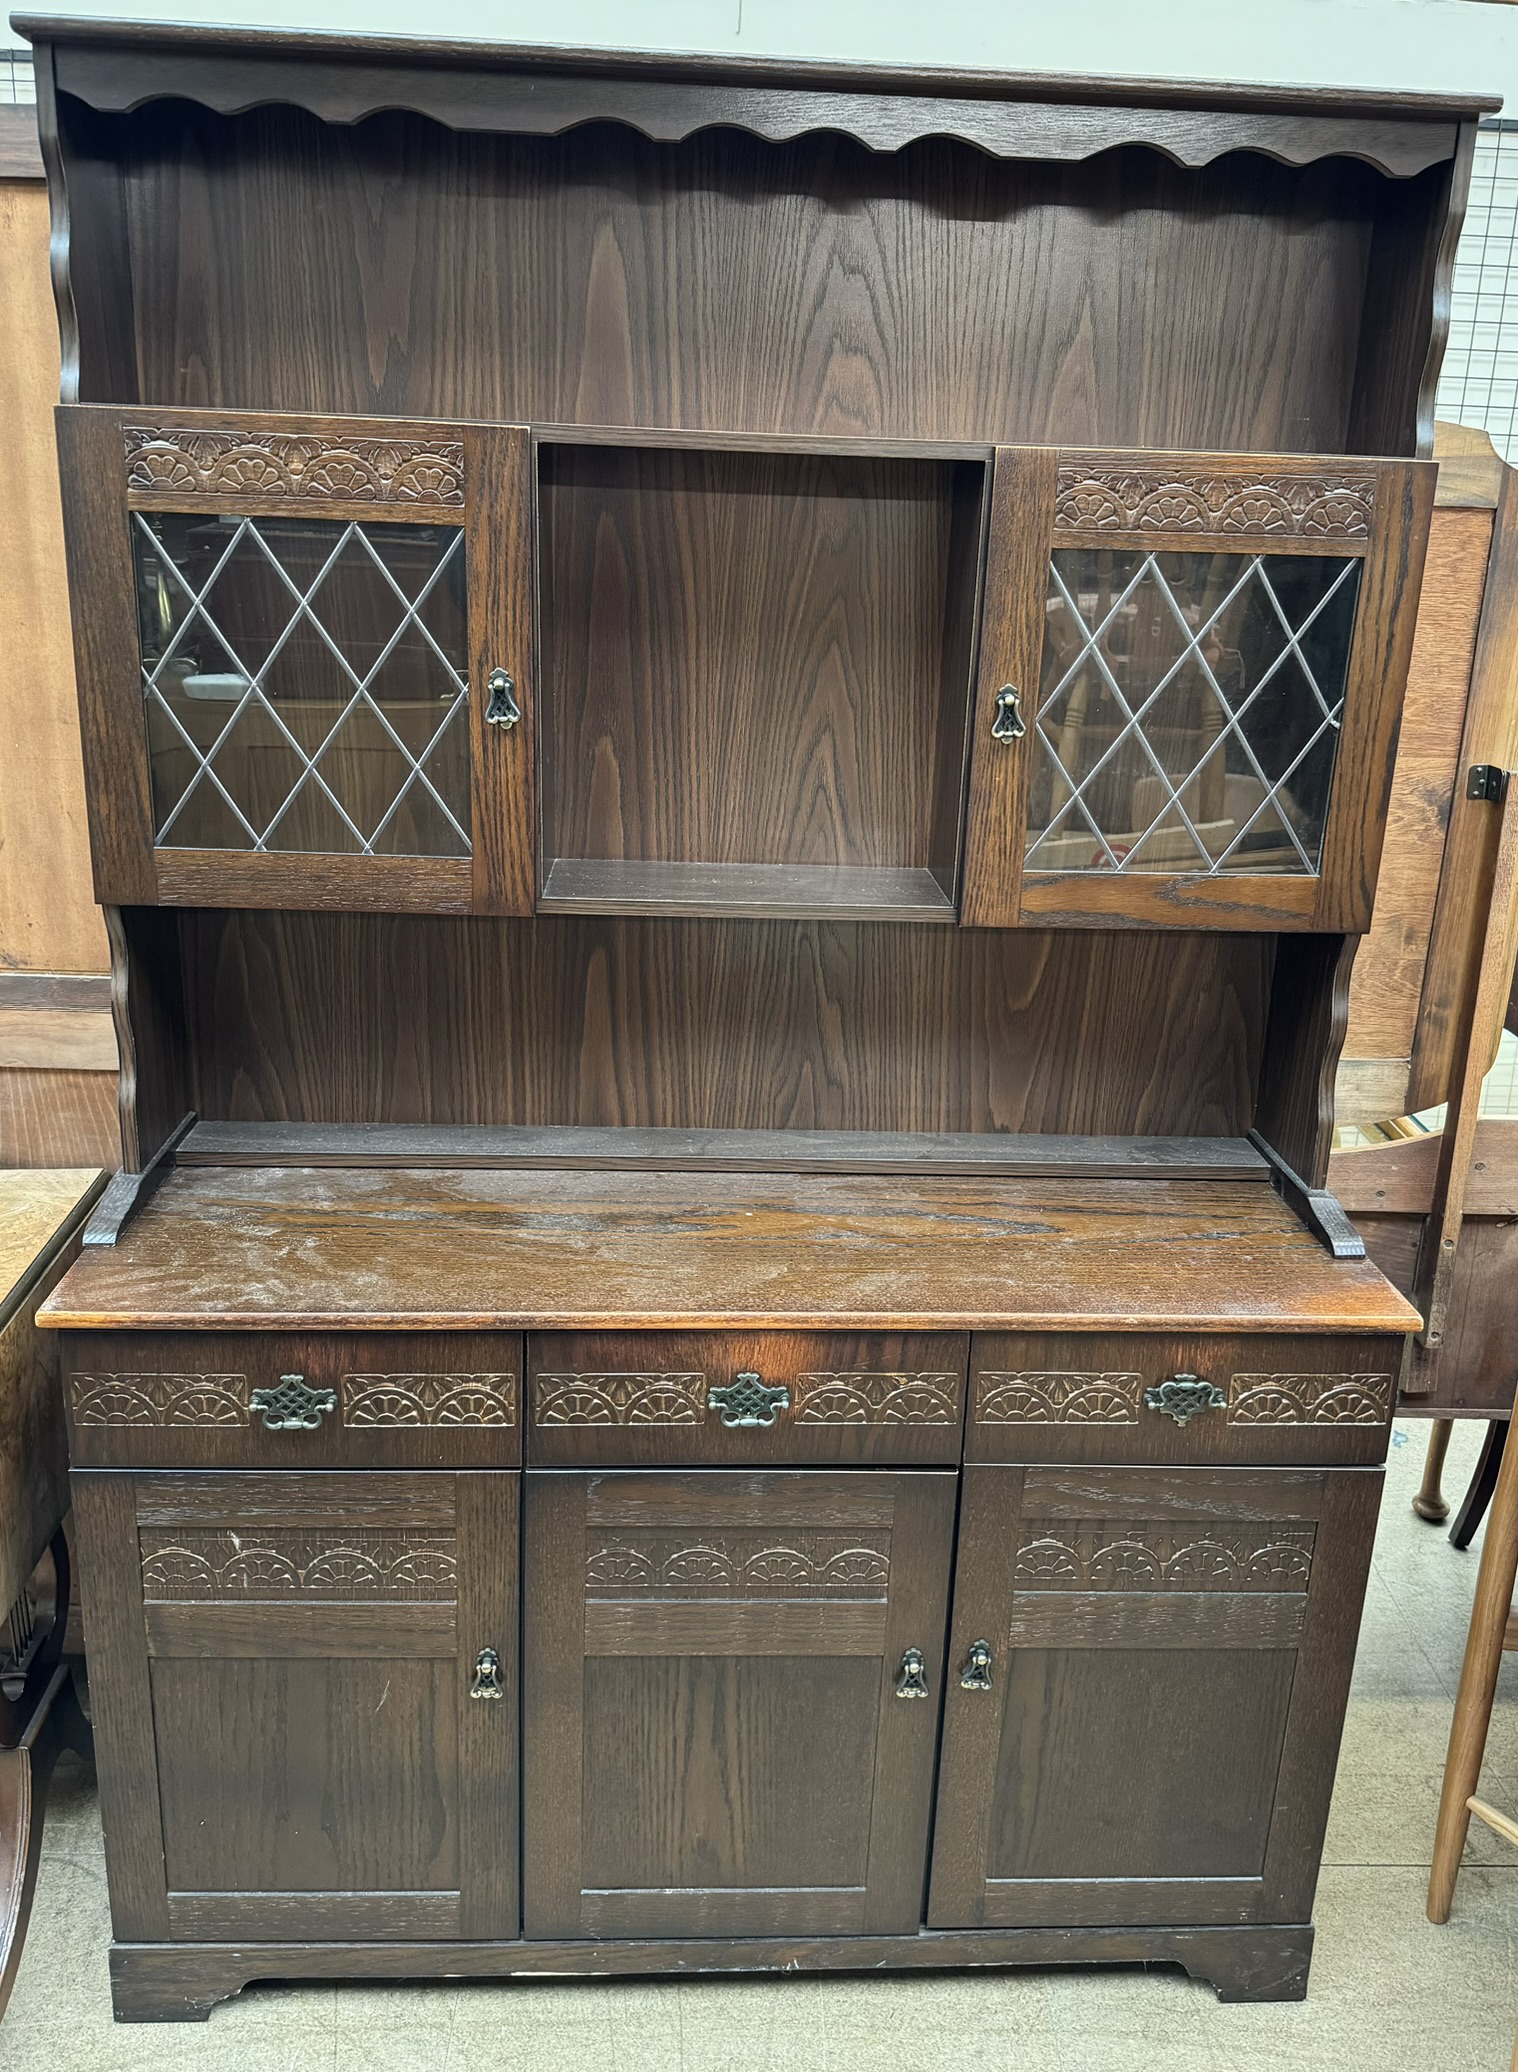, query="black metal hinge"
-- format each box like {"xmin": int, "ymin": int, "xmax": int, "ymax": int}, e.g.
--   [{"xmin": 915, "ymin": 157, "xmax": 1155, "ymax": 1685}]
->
[{"xmin": 1468, "ymin": 764, "xmax": 1510, "ymax": 804}]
